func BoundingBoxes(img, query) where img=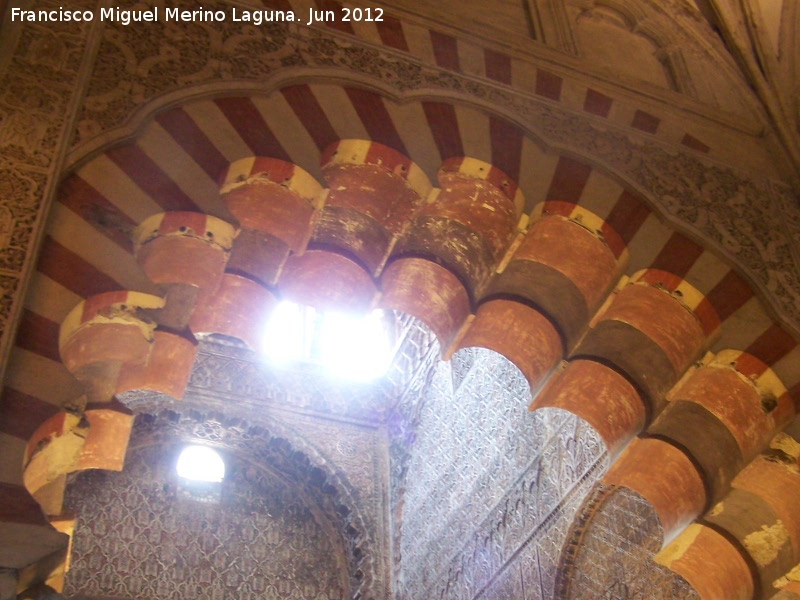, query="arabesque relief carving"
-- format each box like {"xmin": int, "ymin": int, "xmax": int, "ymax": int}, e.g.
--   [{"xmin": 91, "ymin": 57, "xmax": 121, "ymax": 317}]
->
[
  {"xmin": 65, "ymin": 439, "xmax": 348, "ymax": 600},
  {"xmin": 87, "ymin": 405, "xmax": 389, "ymax": 600},
  {"xmin": 555, "ymin": 486, "xmax": 701, "ymax": 599},
  {"xmin": 391, "ymin": 348, "xmax": 607, "ymax": 599},
  {"xmin": 0, "ymin": 0, "xmax": 94, "ymax": 368}
]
